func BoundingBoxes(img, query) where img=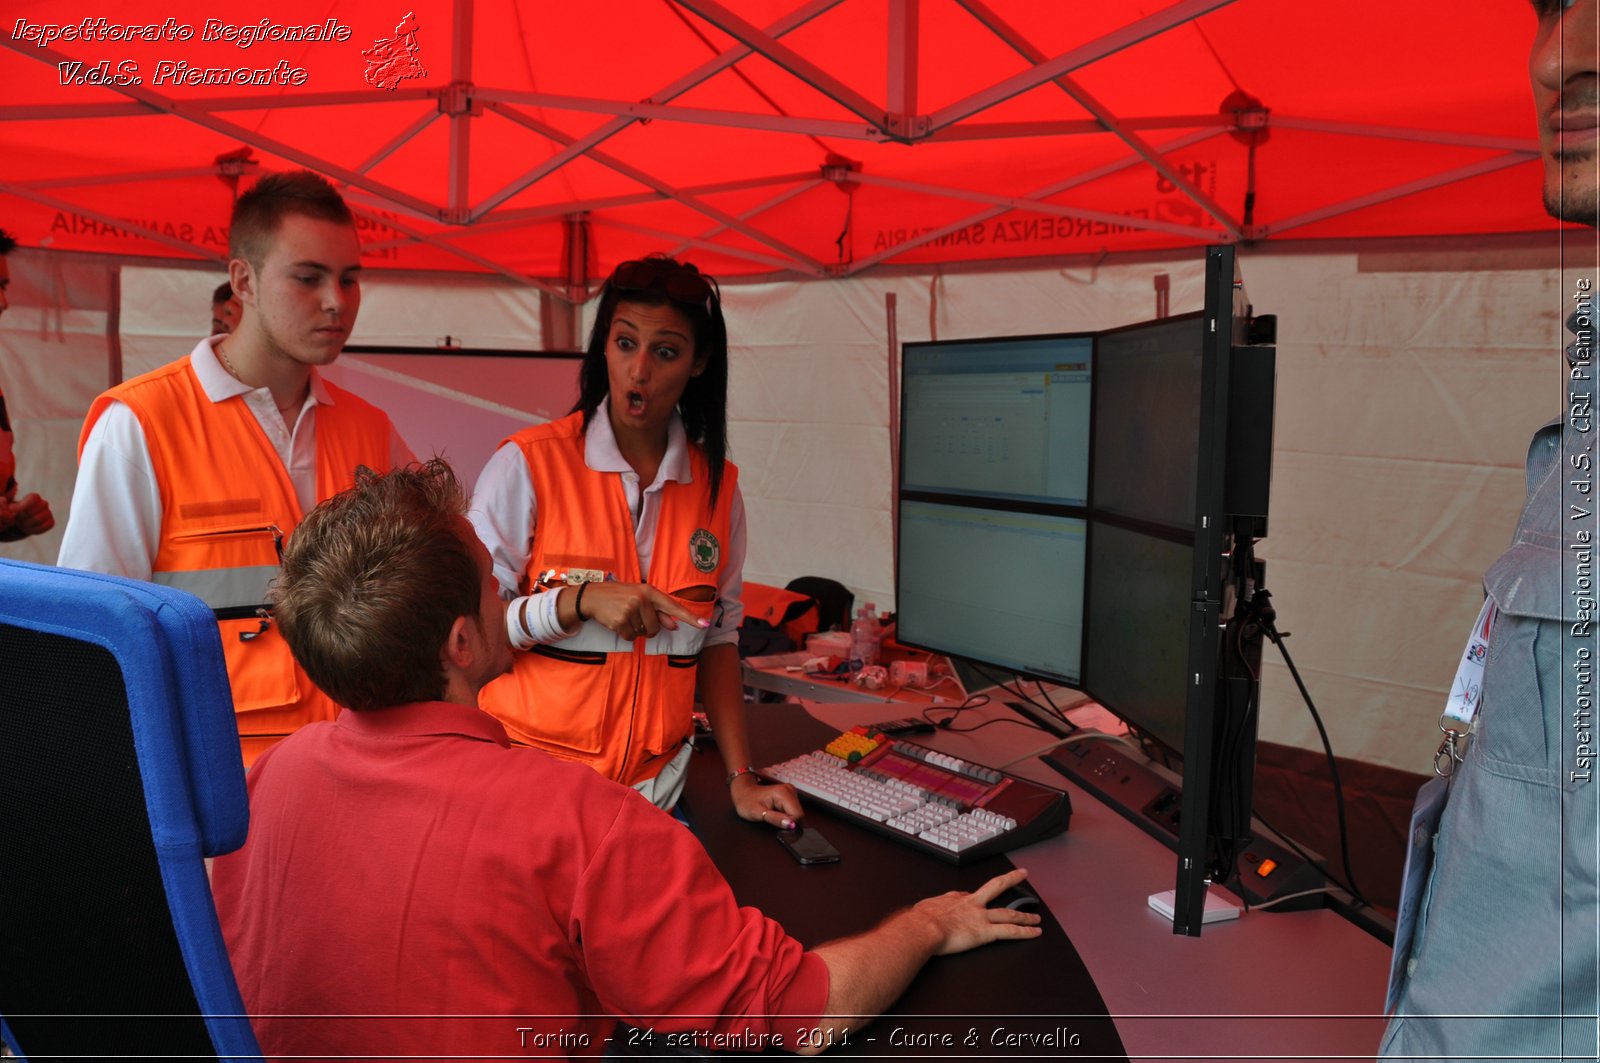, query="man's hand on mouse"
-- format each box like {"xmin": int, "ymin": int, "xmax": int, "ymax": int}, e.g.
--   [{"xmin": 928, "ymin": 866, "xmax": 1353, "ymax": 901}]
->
[{"xmin": 916, "ymin": 867, "xmax": 1043, "ymax": 955}]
